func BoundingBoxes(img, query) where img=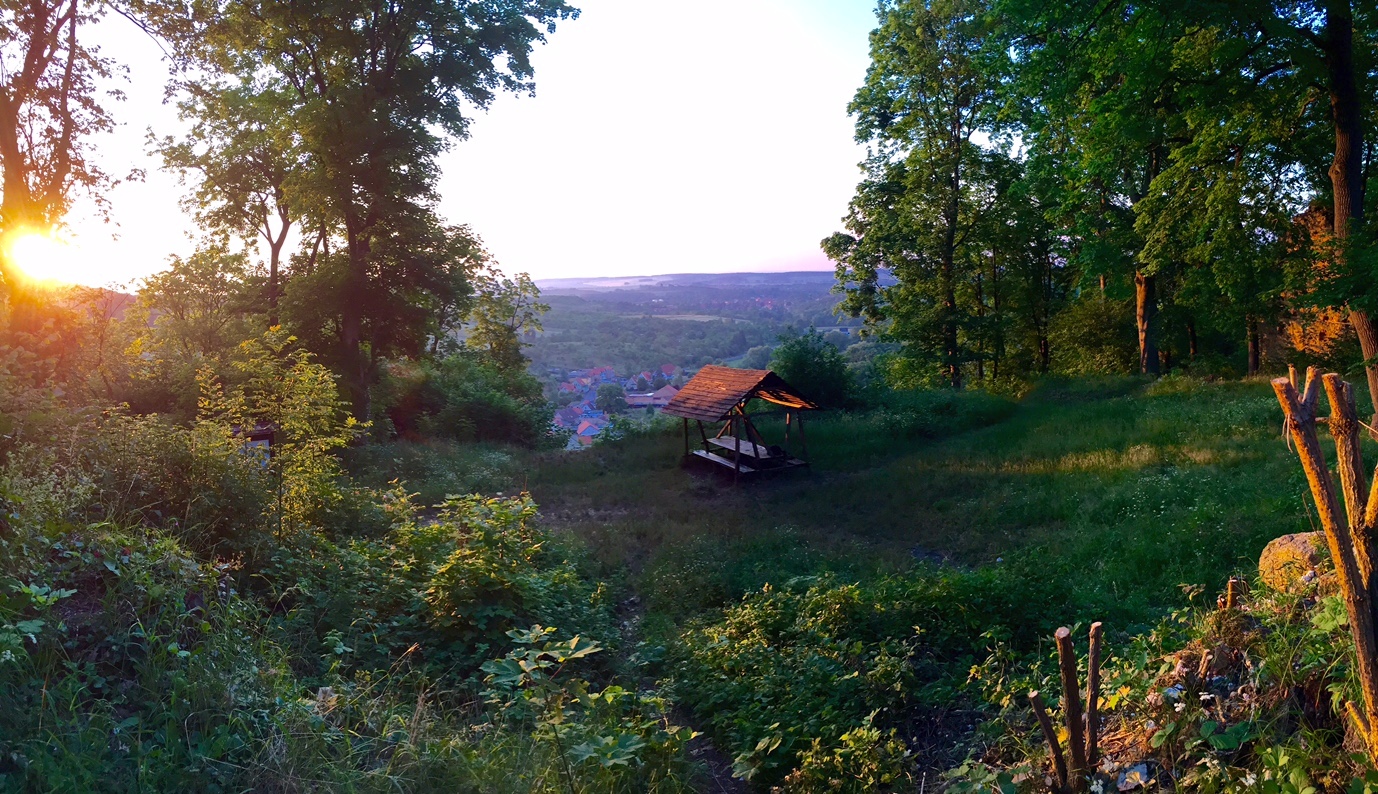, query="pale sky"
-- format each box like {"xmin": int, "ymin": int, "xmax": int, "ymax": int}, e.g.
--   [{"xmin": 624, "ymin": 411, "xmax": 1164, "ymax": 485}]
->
[{"xmin": 46, "ymin": 0, "xmax": 877, "ymax": 288}]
